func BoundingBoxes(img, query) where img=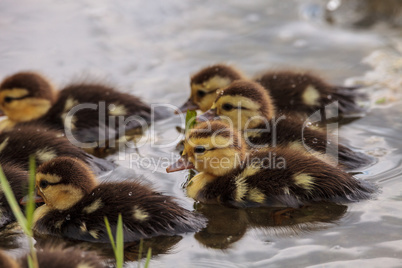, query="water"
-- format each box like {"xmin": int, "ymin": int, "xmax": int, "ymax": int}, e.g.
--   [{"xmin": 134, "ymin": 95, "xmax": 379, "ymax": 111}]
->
[{"xmin": 0, "ymin": 0, "xmax": 402, "ymax": 267}]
